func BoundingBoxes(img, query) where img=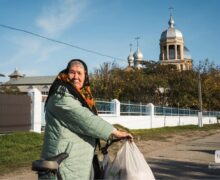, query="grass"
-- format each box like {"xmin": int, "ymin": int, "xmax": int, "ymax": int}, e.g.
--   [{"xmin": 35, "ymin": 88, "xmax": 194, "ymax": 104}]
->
[
  {"xmin": 0, "ymin": 132, "xmax": 44, "ymax": 174},
  {"xmin": 0, "ymin": 123, "xmax": 219, "ymax": 175},
  {"xmin": 114, "ymin": 123, "xmax": 220, "ymax": 141},
  {"xmin": 130, "ymin": 124, "xmax": 220, "ymax": 141}
]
